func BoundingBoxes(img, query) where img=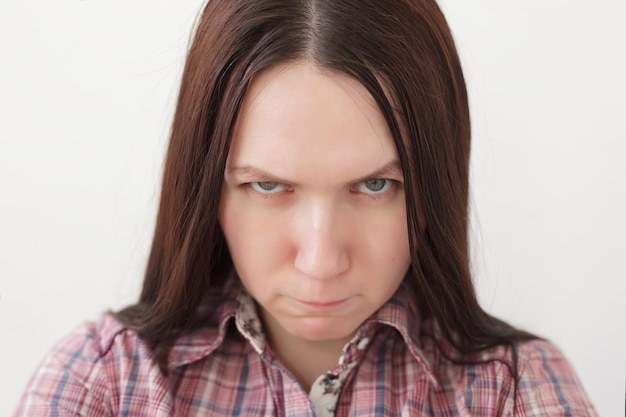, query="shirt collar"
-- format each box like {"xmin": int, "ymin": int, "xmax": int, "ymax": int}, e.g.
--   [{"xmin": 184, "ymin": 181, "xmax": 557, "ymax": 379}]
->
[
  {"xmin": 167, "ymin": 276, "xmax": 240, "ymax": 369},
  {"xmin": 368, "ymin": 279, "xmax": 437, "ymax": 384},
  {"xmin": 168, "ymin": 276, "xmax": 436, "ymax": 385}
]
